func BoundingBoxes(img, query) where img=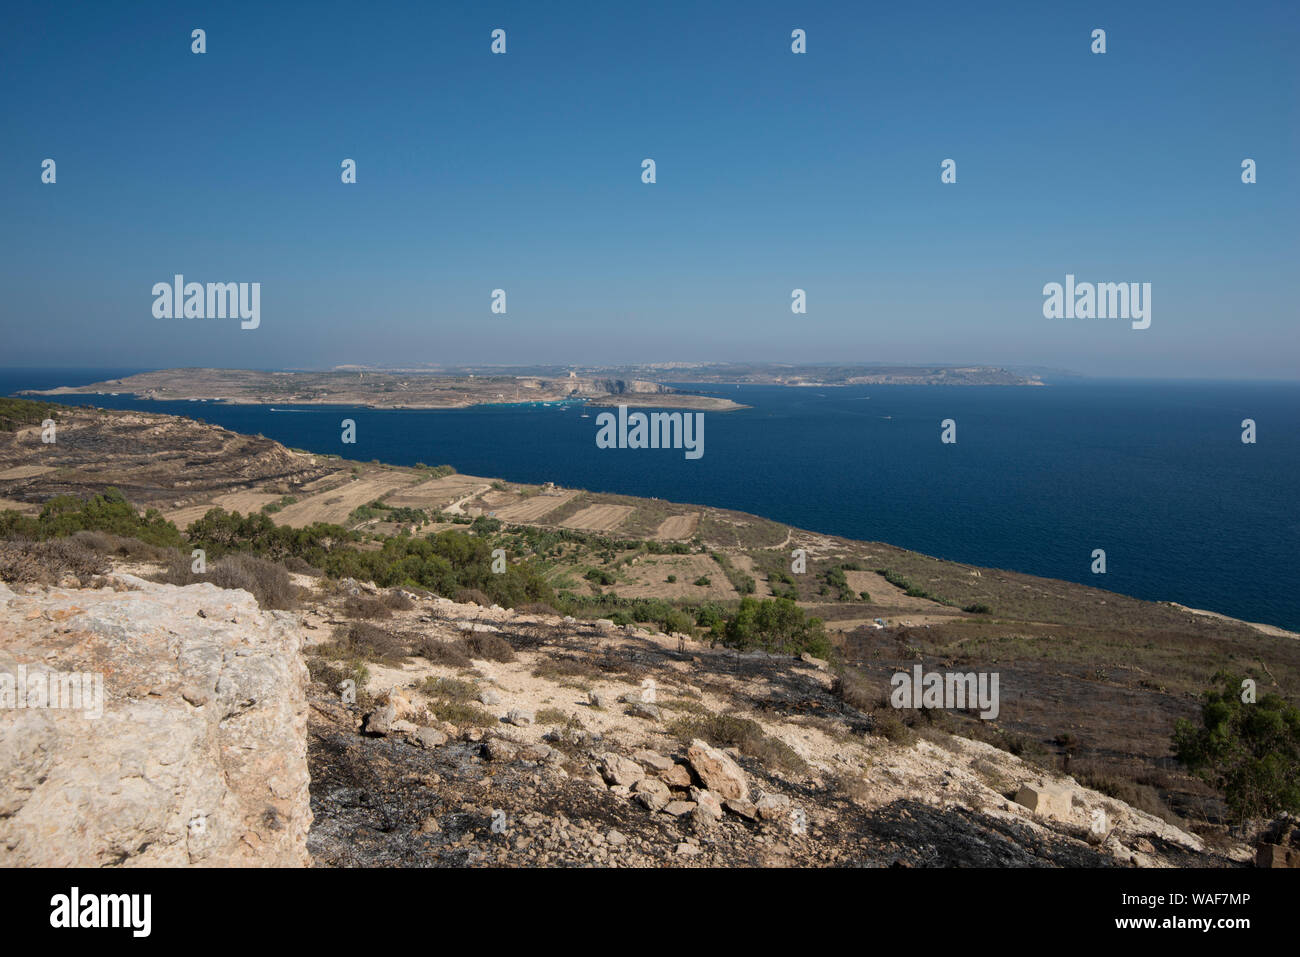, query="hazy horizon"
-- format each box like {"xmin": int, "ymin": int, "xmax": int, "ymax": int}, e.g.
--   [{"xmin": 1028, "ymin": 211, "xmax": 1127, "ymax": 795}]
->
[{"xmin": 5, "ymin": 363, "xmax": 1300, "ymax": 385}]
